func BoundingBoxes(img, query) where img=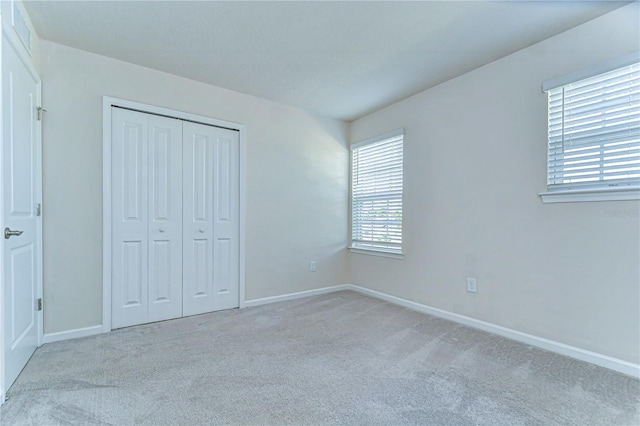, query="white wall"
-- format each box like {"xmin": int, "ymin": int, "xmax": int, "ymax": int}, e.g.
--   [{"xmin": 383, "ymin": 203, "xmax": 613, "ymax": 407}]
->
[
  {"xmin": 40, "ymin": 41, "xmax": 348, "ymax": 333},
  {"xmin": 349, "ymin": 3, "xmax": 640, "ymax": 364}
]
